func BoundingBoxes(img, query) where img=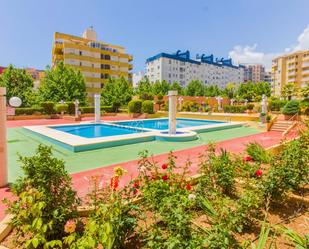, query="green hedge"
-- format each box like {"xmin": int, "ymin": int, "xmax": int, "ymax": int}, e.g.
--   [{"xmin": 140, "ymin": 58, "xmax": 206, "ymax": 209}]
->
[
  {"xmin": 269, "ymin": 100, "xmax": 288, "ymax": 112},
  {"xmin": 41, "ymin": 102, "xmax": 55, "ymax": 115},
  {"xmin": 282, "ymin": 100, "xmax": 300, "ymax": 115},
  {"xmin": 55, "ymin": 104, "xmax": 68, "ymax": 114},
  {"xmin": 128, "ymin": 100, "xmax": 142, "ymax": 113},
  {"xmin": 142, "ymin": 100, "xmax": 154, "ymax": 114},
  {"xmin": 15, "ymin": 107, "xmax": 44, "ymax": 116},
  {"xmin": 101, "ymin": 105, "xmax": 114, "ymax": 113},
  {"xmin": 223, "ymin": 105, "xmax": 247, "ymax": 113},
  {"xmin": 66, "ymin": 102, "xmax": 76, "ymax": 115},
  {"xmin": 80, "ymin": 106, "xmax": 95, "ymax": 114}
]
